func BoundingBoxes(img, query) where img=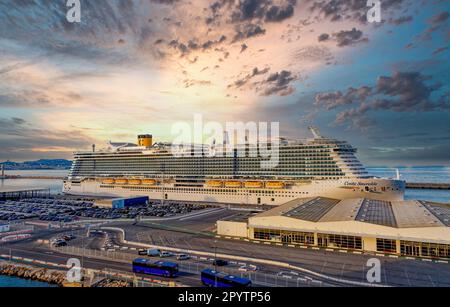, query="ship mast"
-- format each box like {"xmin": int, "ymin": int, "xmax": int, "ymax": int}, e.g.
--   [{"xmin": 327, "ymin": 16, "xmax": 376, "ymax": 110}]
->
[{"xmin": 308, "ymin": 126, "xmax": 322, "ymax": 139}]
